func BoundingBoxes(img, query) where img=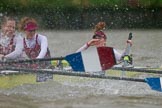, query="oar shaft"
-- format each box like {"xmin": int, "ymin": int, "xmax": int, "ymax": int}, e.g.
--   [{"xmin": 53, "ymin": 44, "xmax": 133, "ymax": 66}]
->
[
  {"xmin": 2, "ymin": 67, "xmax": 161, "ymax": 92},
  {"xmin": 0, "ymin": 57, "xmax": 65, "ymax": 64},
  {"xmin": 112, "ymin": 67, "xmax": 162, "ymax": 74},
  {"xmin": 1, "ymin": 67, "xmax": 145, "ymax": 83}
]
